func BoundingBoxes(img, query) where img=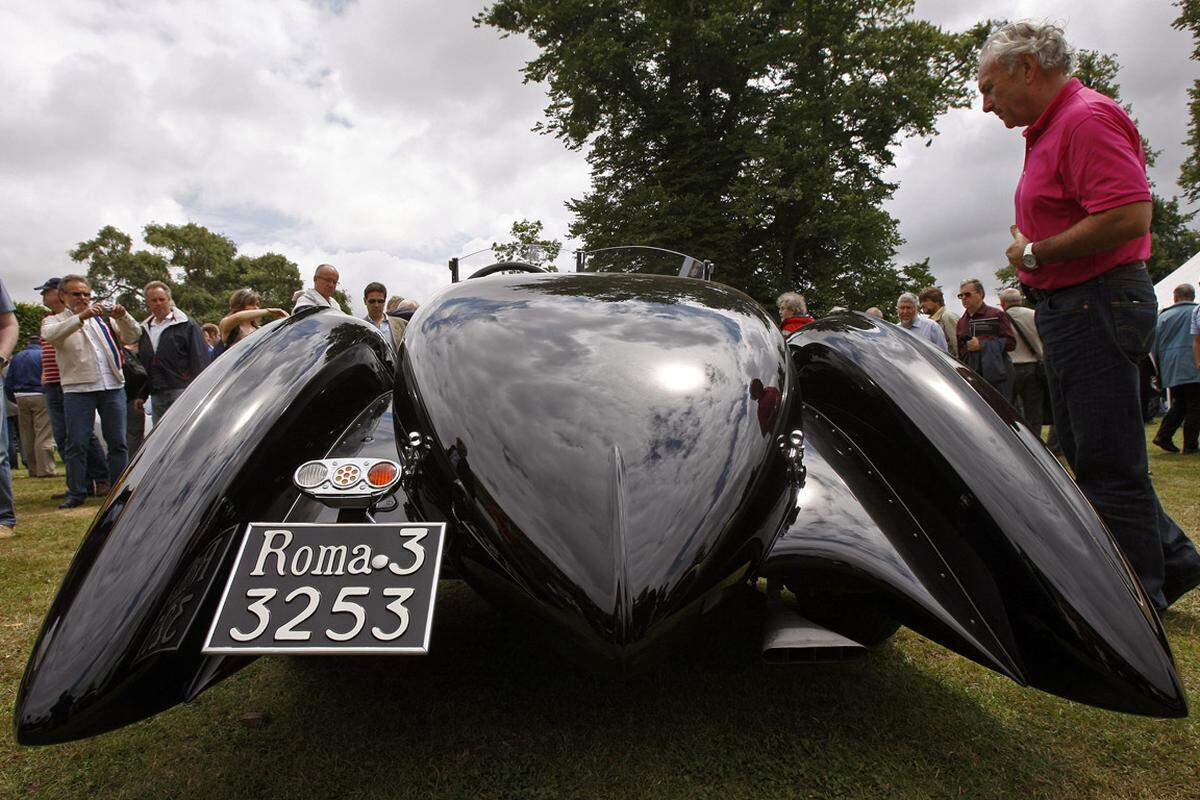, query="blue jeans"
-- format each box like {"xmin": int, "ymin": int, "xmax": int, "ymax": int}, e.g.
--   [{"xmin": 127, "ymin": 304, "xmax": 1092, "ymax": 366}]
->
[
  {"xmin": 62, "ymin": 388, "xmax": 128, "ymax": 503},
  {"xmin": 0, "ymin": 393, "xmax": 14, "ymax": 526},
  {"xmin": 151, "ymin": 388, "xmax": 186, "ymax": 421},
  {"xmin": 1036, "ymin": 265, "xmax": 1200, "ymax": 610},
  {"xmin": 44, "ymin": 383, "xmax": 108, "ymax": 488},
  {"xmin": 5, "ymin": 410, "xmax": 18, "ymax": 469}
]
